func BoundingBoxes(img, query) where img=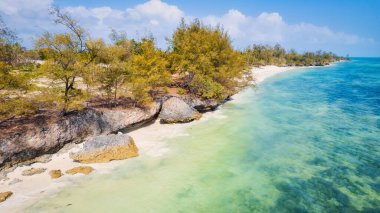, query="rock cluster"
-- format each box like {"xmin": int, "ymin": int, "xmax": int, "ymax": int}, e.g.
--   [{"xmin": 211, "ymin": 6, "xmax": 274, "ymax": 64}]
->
[{"xmin": 70, "ymin": 134, "xmax": 138, "ymax": 163}]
